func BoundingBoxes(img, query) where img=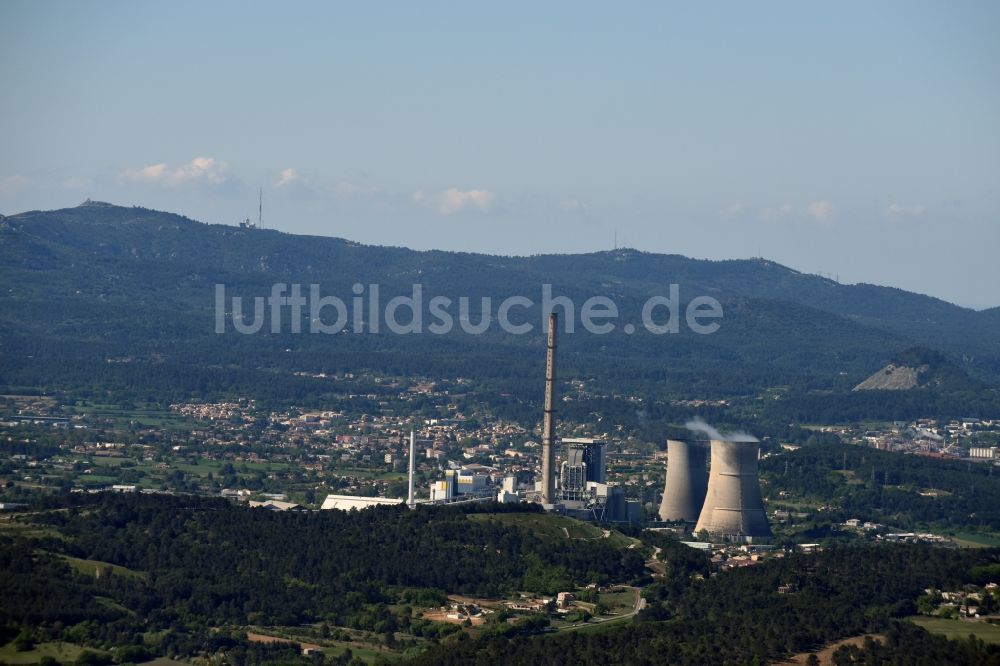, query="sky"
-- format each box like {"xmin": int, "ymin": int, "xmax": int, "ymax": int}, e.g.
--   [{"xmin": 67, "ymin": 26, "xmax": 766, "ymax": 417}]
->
[{"xmin": 1, "ymin": 1, "xmax": 998, "ymax": 308}]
